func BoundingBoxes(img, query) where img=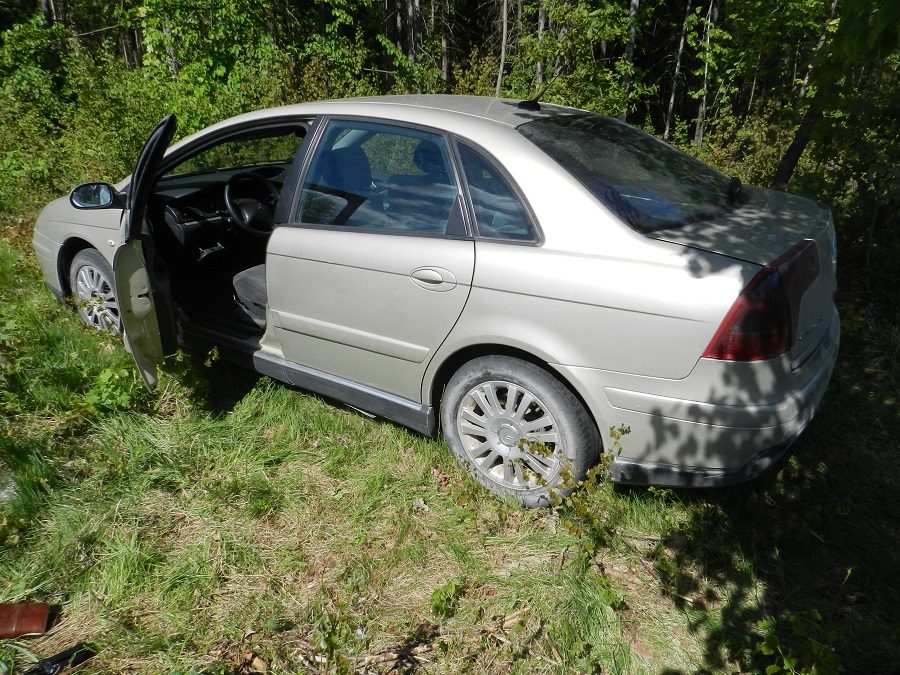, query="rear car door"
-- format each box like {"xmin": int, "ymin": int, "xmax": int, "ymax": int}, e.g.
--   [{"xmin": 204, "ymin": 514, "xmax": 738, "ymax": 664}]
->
[
  {"xmin": 114, "ymin": 114, "xmax": 178, "ymax": 387},
  {"xmin": 266, "ymin": 118, "xmax": 475, "ymax": 401}
]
